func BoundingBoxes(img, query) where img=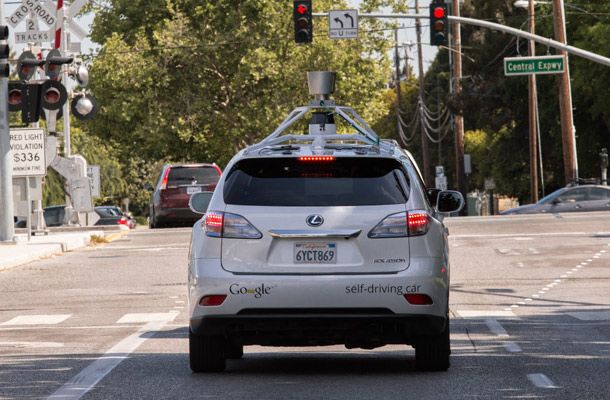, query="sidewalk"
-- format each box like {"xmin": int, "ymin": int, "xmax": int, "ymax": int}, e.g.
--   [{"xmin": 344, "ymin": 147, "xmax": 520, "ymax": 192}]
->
[{"xmin": 0, "ymin": 227, "xmax": 129, "ymax": 272}]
